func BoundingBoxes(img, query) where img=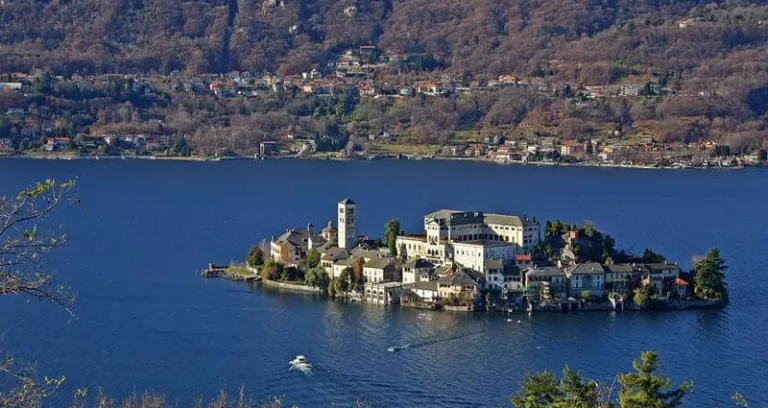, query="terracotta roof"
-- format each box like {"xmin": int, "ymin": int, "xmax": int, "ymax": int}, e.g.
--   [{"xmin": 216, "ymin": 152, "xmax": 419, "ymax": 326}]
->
[{"xmin": 675, "ymin": 277, "xmax": 689, "ymax": 286}]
